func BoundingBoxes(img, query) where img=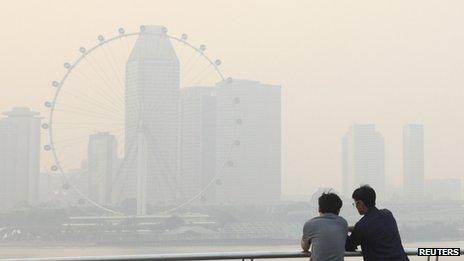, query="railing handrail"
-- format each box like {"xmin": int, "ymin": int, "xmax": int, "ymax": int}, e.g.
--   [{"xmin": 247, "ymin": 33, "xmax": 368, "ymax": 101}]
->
[{"xmin": 5, "ymin": 248, "xmax": 463, "ymax": 261}]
